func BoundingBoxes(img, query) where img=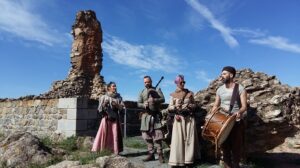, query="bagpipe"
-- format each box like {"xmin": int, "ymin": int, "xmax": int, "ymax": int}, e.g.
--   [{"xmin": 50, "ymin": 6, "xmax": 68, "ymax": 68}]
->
[{"xmin": 145, "ymin": 76, "xmax": 164, "ymax": 112}]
